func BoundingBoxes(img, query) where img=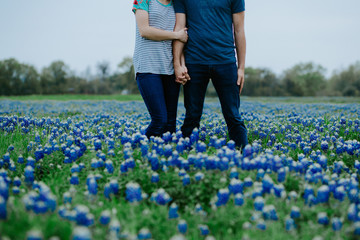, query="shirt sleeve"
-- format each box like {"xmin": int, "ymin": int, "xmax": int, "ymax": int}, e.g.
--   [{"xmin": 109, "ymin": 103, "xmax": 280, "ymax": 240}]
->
[
  {"xmin": 174, "ymin": 0, "xmax": 186, "ymax": 14},
  {"xmin": 231, "ymin": 0, "xmax": 245, "ymax": 14},
  {"xmin": 132, "ymin": 0, "xmax": 150, "ymax": 13}
]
